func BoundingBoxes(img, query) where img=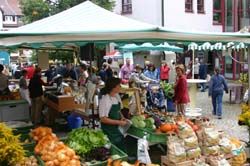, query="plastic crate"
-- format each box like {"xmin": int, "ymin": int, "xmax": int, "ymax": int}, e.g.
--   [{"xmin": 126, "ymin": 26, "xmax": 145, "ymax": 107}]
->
[
  {"xmin": 85, "ymin": 144, "xmax": 128, "ymax": 166},
  {"xmin": 12, "ymin": 124, "xmax": 34, "ymax": 135},
  {"xmin": 127, "ymin": 125, "xmax": 167, "ymax": 144}
]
